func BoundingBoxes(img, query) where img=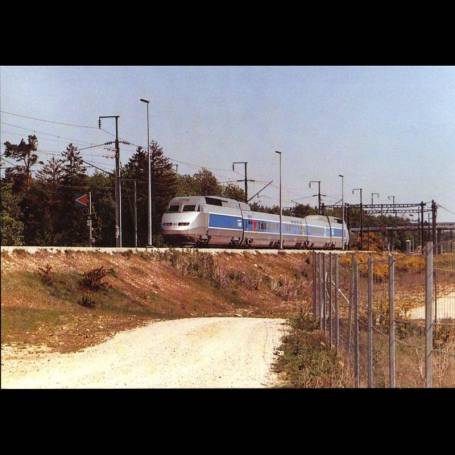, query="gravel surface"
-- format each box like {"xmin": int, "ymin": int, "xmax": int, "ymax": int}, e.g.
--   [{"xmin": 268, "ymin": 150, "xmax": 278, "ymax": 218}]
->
[
  {"xmin": 1, "ymin": 317, "xmax": 287, "ymax": 389},
  {"xmin": 408, "ymin": 292, "xmax": 455, "ymax": 319}
]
